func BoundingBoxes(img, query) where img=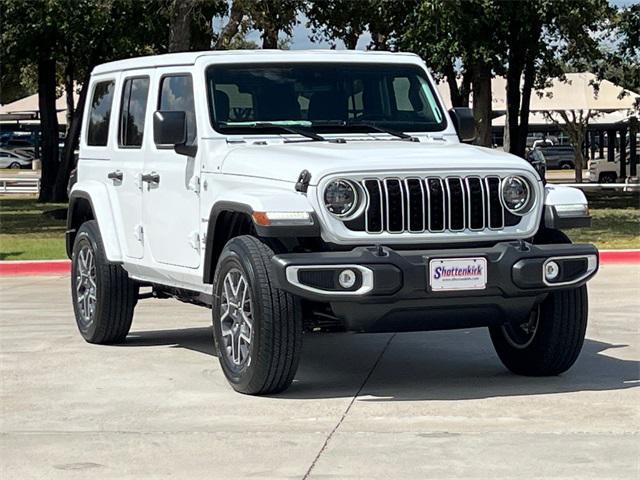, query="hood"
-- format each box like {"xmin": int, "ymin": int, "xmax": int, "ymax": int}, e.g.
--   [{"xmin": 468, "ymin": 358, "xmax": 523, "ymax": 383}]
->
[{"xmin": 220, "ymin": 140, "xmax": 535, "ymax": 184}]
